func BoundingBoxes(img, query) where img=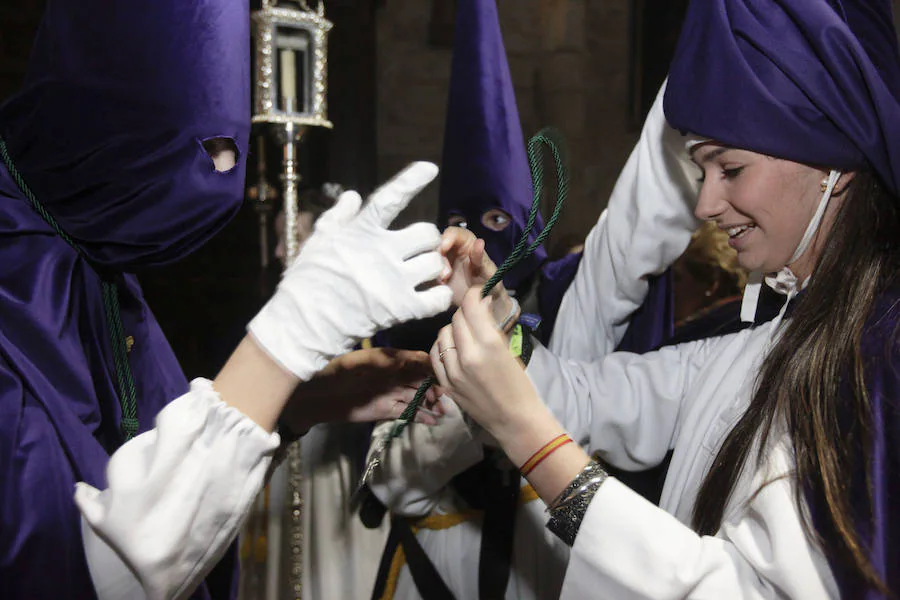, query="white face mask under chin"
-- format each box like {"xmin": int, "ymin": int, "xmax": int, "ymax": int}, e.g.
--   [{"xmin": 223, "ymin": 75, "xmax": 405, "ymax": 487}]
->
[{"xmin": 739, "ymin": 169, "xmax": 842, "ymax": 323}]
